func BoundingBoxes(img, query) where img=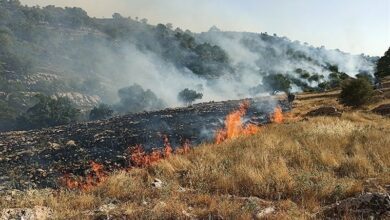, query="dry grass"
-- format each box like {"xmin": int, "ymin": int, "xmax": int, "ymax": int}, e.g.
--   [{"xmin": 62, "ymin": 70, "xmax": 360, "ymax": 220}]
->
[{"xmin": 1, "ymin": 110, "xmax": 389, "ymax": 219}]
